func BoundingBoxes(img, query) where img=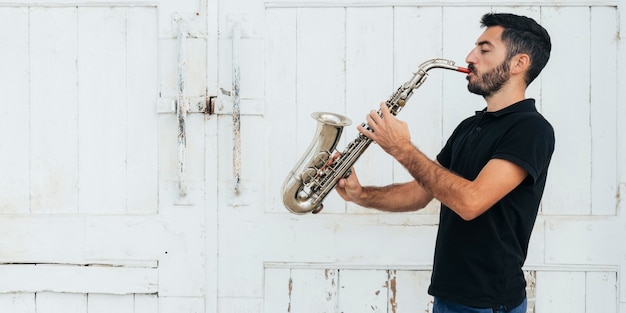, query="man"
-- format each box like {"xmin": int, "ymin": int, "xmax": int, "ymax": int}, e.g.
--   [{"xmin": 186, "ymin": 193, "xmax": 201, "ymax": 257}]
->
[{"xmin": 336, "ymin": 13, "xmax": 554, "ymax": 313}]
